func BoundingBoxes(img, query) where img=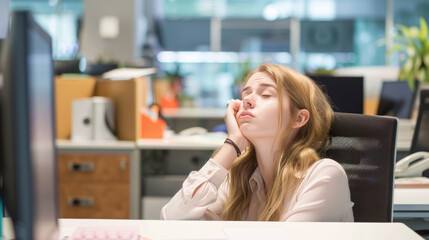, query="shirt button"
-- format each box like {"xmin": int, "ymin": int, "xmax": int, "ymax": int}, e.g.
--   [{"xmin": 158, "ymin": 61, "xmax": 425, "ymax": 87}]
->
[{"xmin": 208, "ymin": 170, "xmax": 212, "ymax": 175}]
